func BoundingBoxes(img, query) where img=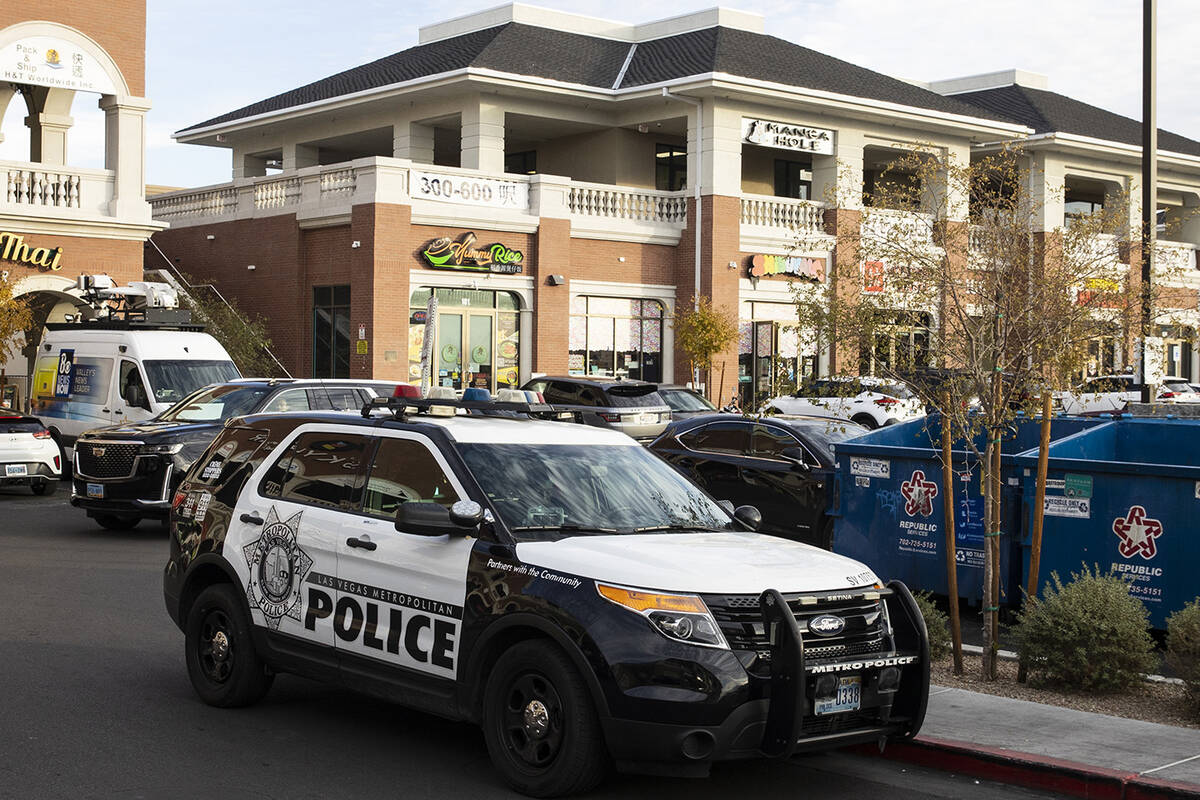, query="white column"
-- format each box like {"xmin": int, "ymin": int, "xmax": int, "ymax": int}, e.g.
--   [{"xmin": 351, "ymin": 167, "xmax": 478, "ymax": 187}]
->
[
  {"xmin": 283, "ymin": 142, "xmax": 319, "ymax": 171},
  {"xmin": 0, "ymin": 85, "xmax": 16, "ymax": 145},
  {"xmin": 460, "ymin": 96, "xmax": 505, "ymax": 173},
  {"xmin": 700, "ymin": 100, "xmax": 743, "ymax": 197},
  {"xmin": 811, "ymin": 128, "xmax": 865, "ymax": 210},
  {"xmin": 26, "ymin": 112, "xmax": 74, "ymax": 166},
  {"xmin": 934, "ymin": 143, "xmax": 971, "ymax": 222},
  {"xmin": 232, "ymin": 145, "xmax": 268, "ymax": 178},
  {"xmin": 99, "ymin": 95, "xmax": 153, "ymax": 221},
  {"xmin": 394, "ymin": 121, "xmax": 434, "ymax": 163},
  {"xmin": 1027, "ymin": 151, "xmax": 1065, "ymax": 232},
  {"xmin": 529, "ymin": 173, "xmax": 571, "ymax": 219}
]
